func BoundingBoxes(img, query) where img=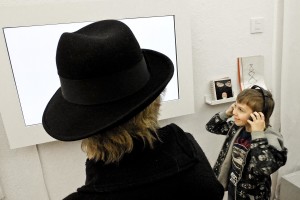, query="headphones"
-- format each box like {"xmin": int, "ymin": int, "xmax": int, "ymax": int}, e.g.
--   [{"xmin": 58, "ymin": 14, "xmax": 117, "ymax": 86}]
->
[{"xmin": 250, "ymin": 85, "xmax": 269, "ymax": 115}]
